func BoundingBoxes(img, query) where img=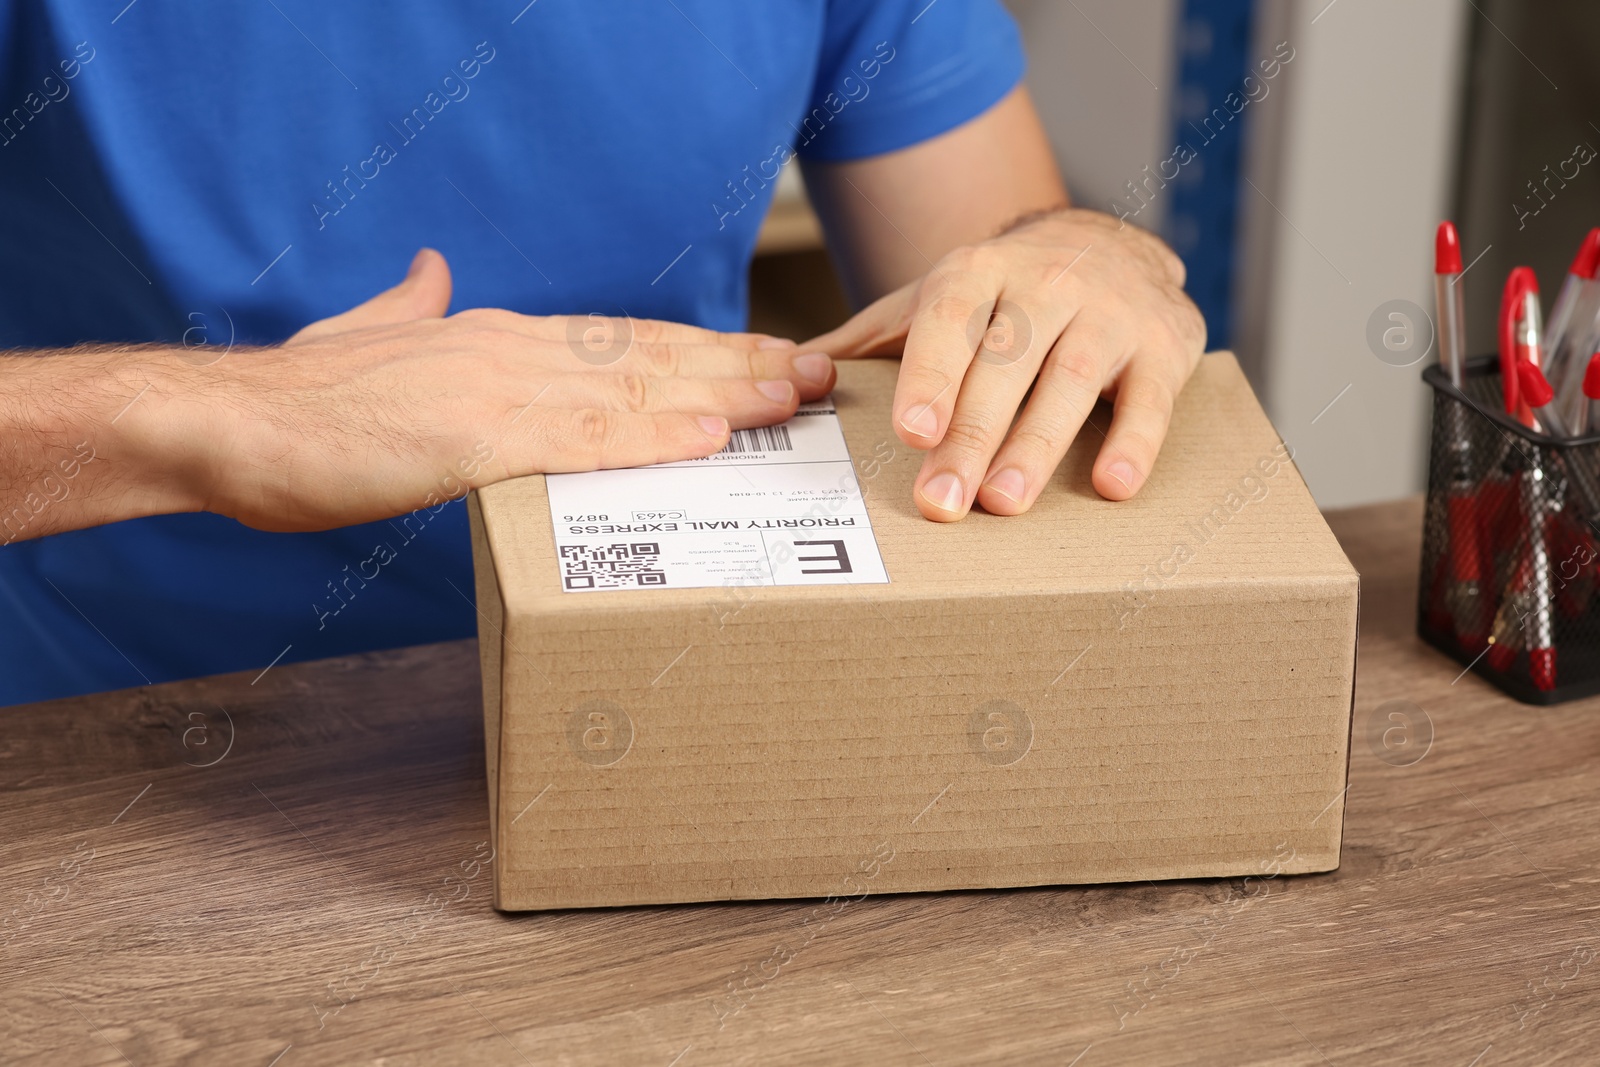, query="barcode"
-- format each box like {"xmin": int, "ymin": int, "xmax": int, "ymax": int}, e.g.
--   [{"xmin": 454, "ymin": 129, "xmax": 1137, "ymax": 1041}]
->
[
  {"xmin": 559, "ymin": 542, "xmax": 667, "ymax": 590},
  {"xmin": 720, "ymin": 424, "xmax": 793, "ymax": 454}
]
